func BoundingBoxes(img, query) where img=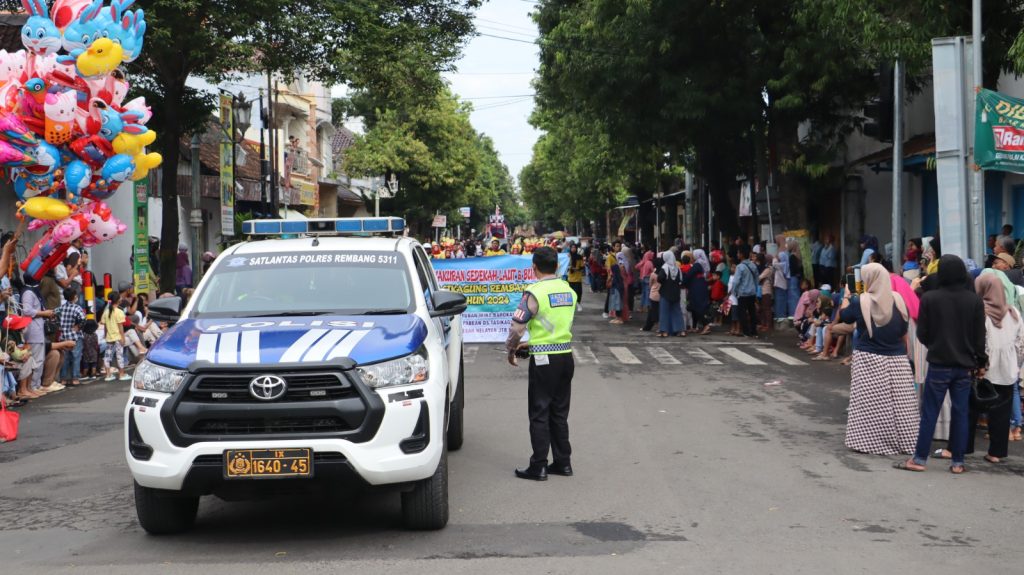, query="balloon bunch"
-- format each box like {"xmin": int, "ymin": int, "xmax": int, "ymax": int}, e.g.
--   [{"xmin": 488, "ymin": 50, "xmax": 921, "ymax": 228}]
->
[{"xmin": 4, "ymin": 0, "xmax": 159, "ymax": 280}]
